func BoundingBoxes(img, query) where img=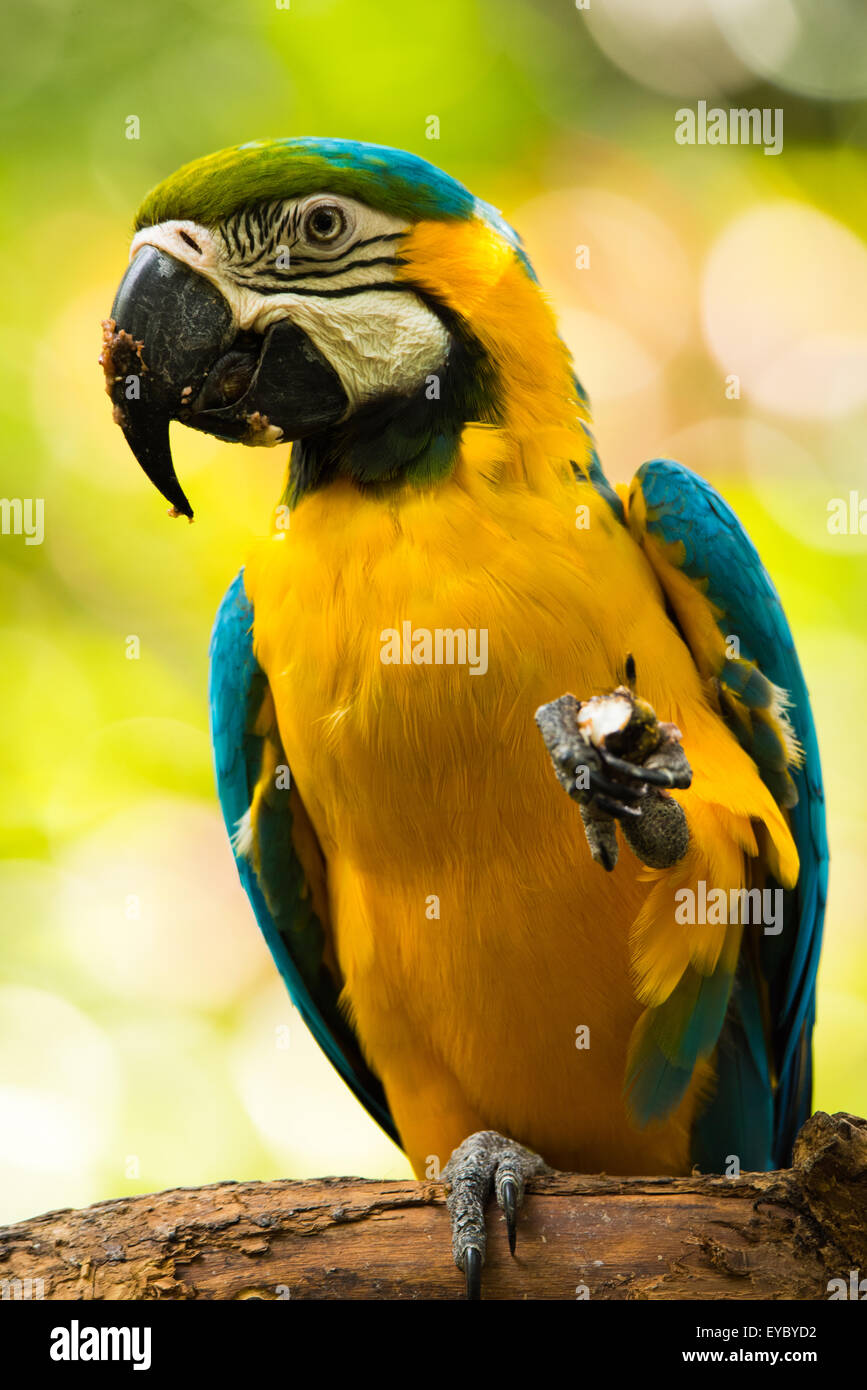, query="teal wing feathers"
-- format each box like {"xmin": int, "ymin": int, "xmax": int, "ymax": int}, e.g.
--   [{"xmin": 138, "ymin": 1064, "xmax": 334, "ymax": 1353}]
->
[{"xmin": 631, "ymin": 459, "xmax": 827, "ymax": 1171}]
